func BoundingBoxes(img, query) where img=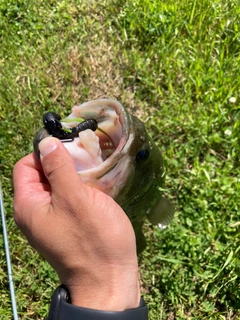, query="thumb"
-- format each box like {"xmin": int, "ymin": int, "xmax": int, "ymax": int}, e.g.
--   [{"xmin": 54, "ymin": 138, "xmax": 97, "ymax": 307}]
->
[{"xmin": 39, "ymin": 137, "xmax": 84, "ymax": 201}]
